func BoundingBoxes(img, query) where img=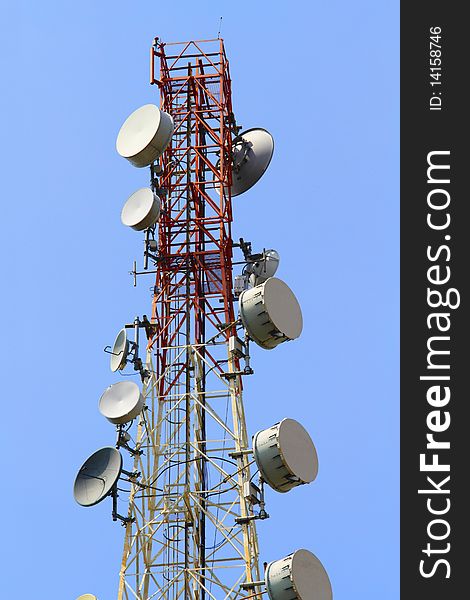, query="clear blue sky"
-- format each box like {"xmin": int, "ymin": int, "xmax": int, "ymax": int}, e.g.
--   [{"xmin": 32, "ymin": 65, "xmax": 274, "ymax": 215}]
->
[{"xmin": 0, "ymin": 1, "xmax": 398, "ymax": 598}]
